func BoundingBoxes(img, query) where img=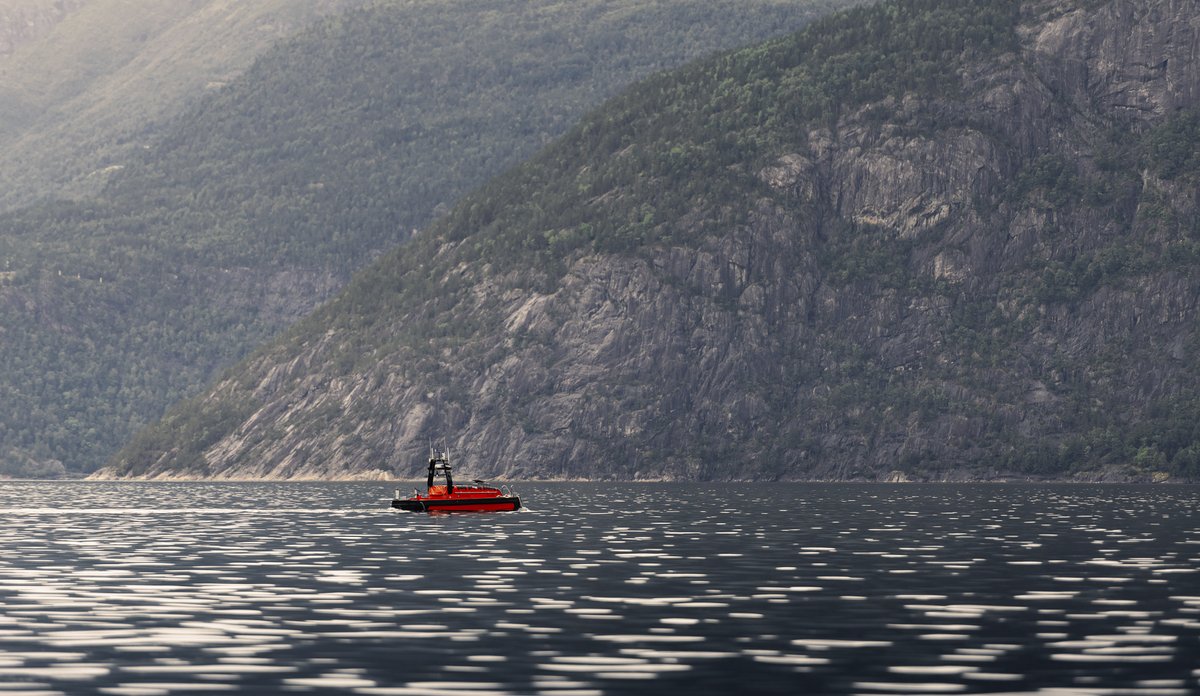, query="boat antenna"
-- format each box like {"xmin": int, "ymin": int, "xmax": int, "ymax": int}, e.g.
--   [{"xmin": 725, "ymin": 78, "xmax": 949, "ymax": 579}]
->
[{"xmin": 436, "ymin": 388, "xmax": 445, "ymax": 450}]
